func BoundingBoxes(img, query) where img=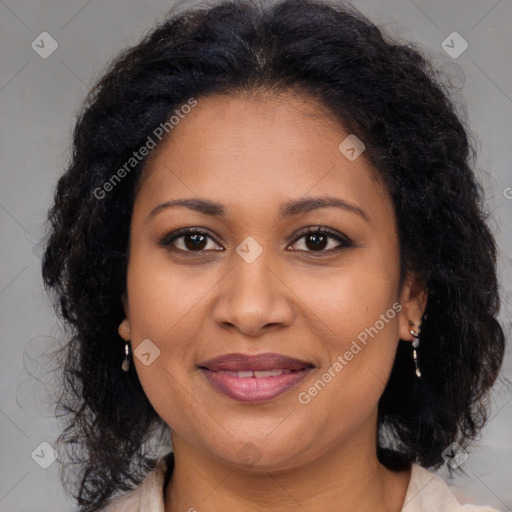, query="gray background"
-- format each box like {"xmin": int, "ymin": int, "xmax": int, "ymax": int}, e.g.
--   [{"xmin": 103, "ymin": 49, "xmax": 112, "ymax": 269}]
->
[{"xmin": 1, "ymin": 0, "xmax": 511, "ymax": 510}]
